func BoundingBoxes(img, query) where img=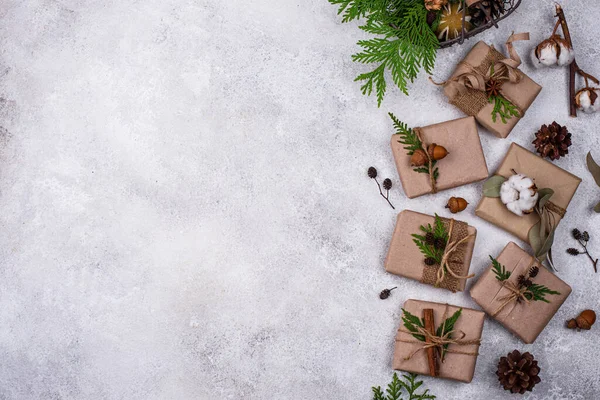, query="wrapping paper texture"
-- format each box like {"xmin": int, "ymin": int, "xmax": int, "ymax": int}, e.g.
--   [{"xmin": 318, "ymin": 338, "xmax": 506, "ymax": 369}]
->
[
  {"xmin": 385, "ymin": 210, "xmax": 477, "ymax": 292},
  {"xmin": 391, "ymin": 116, "xmax": 488, "ymax": 199},
  {"xmin": 393, "ymin": 299, "xmax": 485, "ymax": 383},
  {"xmin": 470, "ymin": 242, "xmax": 572, "ymax": 344},
  {"xmin": 475, "ymin": 143, "xmax": 581, "ymax": 242},
  {"xmin": 447, "ymin": 41, "xmax": 542, "ymax": 138}
]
